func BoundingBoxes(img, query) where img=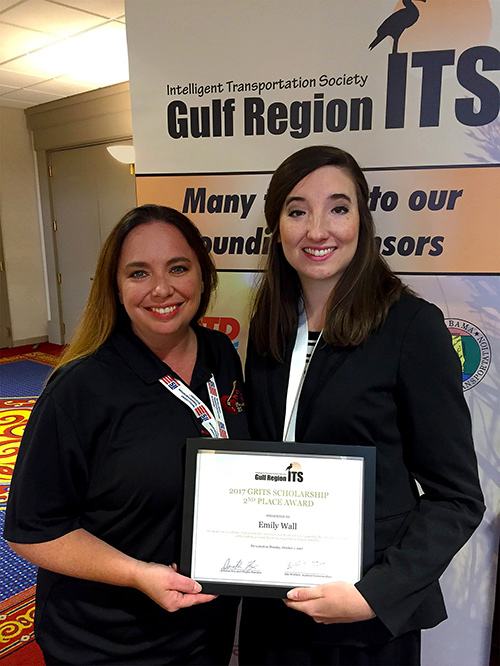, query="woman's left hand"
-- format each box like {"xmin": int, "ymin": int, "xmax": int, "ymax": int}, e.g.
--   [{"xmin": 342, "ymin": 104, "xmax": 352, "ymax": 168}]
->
[{"xmin": 284, "ymin": 581, "xmax": 376, "ymax": 624}]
